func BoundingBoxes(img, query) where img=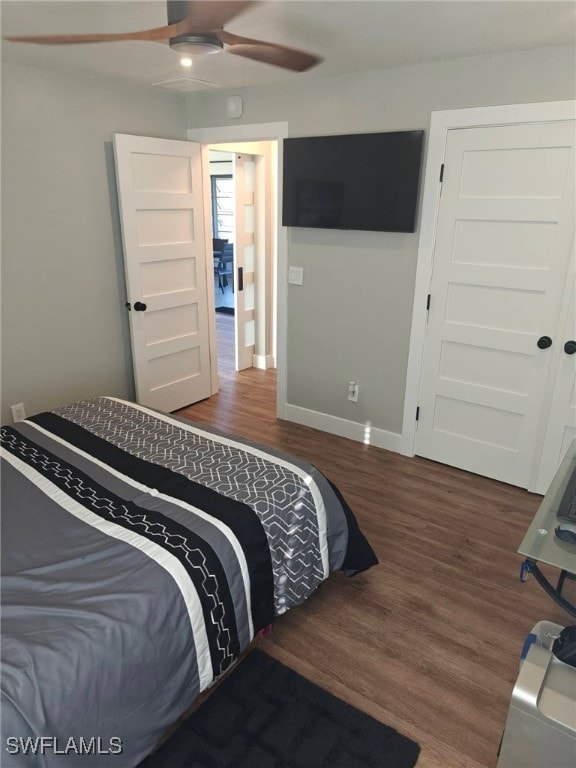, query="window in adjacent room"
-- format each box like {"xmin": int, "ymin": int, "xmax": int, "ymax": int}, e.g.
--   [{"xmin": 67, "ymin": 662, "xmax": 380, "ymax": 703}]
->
[{"xmin": 211, "ymin": 174, "xmax": 234, "ymax": 242}]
